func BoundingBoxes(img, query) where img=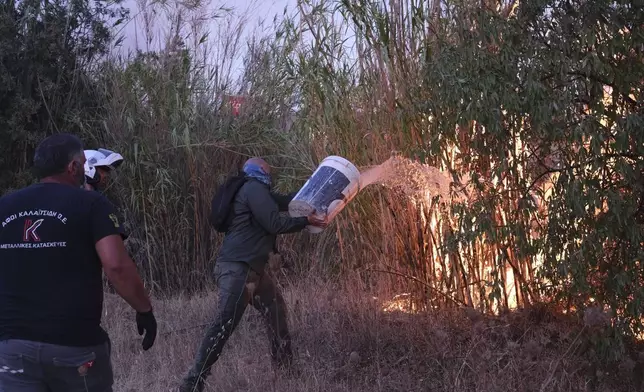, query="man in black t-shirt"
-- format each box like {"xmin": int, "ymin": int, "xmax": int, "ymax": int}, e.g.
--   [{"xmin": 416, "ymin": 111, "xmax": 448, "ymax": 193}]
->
[{"xmin": 0, "ymin": 134, "xmax": 158, "ymax": 392}]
